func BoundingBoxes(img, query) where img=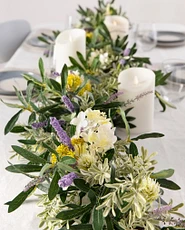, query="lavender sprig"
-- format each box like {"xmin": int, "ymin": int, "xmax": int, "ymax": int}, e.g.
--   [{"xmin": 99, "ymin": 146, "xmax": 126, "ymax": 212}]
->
[
  {"xmin": 58, "ymin": 172, "xmax": 78, "ymax": 189},
  {"xmin": 52, "ymin": 71, "xmax": 60, "ymax": 77},
  {"xmin": 32, "ymin": 121, "xmax": 47, "ymax": 129},
  {"xmin": 62, "ymin": 95, "xmax": 75, "ymax": 113},
  {"xmin": 122, "ymin": 48, "xmax": 130, "ymax": 56},
  {"xmin": 23, "ymin": 175, "xmax": 47, "ymax": 192},
  {"xmin": 50, "ymin": 117, "xmax": 74, "ymax": 150},
  {"xmin": 153, "ymin": 205, "xmax": 172, "ymax": 216},
  {"xmin": 119, "ymin": 59, "xmax": 126, "ymax": 66},
  {"xmin": 104, "ymin": 91, "xmax": 124, "ymax": 104}
]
